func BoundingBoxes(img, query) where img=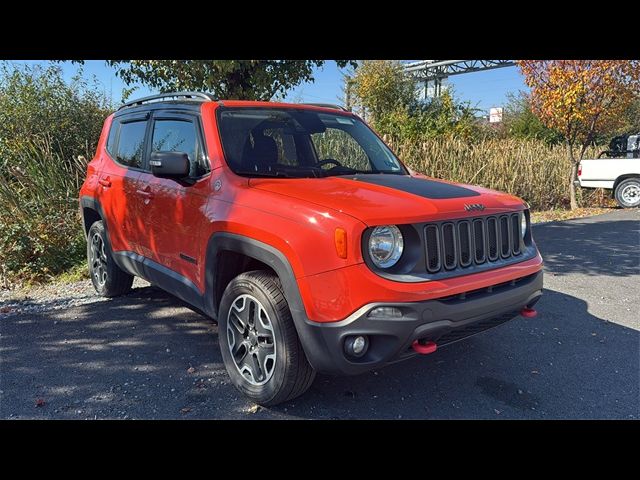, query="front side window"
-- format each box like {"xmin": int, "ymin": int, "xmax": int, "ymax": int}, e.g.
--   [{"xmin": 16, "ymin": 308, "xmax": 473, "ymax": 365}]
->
[
  {"xmin": 217, "ymin": 108, "xmax": 405, "ymax": 178},
  {"xmin": 151, "ymin": 119, "xmax": 209, "ymax": 177},
  {"xmin": 115, "ymin": 120, "xmax": 147, "ymax": 169}
]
